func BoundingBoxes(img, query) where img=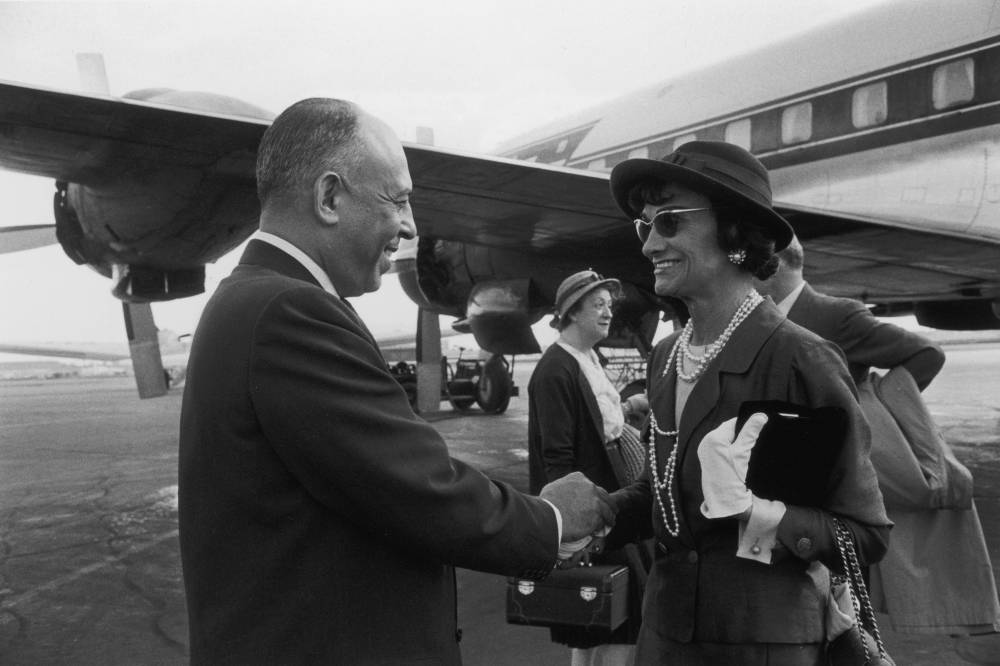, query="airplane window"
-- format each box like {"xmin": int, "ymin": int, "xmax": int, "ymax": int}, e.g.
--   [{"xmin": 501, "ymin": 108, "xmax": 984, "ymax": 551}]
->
[
  {"xmin": 587, "ymin": 157, "xmax": 608, "ymax": 171},
  {"xmin": 724, "ymin": 119, "xmax": 752, "ymax": 150},
  {"xmin": 673, "ymin": 134, "xmax": 697, "ymax": 151},
  {"xmin": 557, "ymin": 138, "xmax": 569, "ymax": 153},
  {"xmin": 933, "ymin": 58, "xmax": 975, "ymax": 110},
  {"xmin": 852, "ymin": 81, "xmax": 887, "ymax": 128},
  {"xmin": 628, "ymin": 146, "xmax": 649, "ymax": 159},
  {"xmin": 781, "ymin": 102, "xmax": 813, "ymax": 144}
]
